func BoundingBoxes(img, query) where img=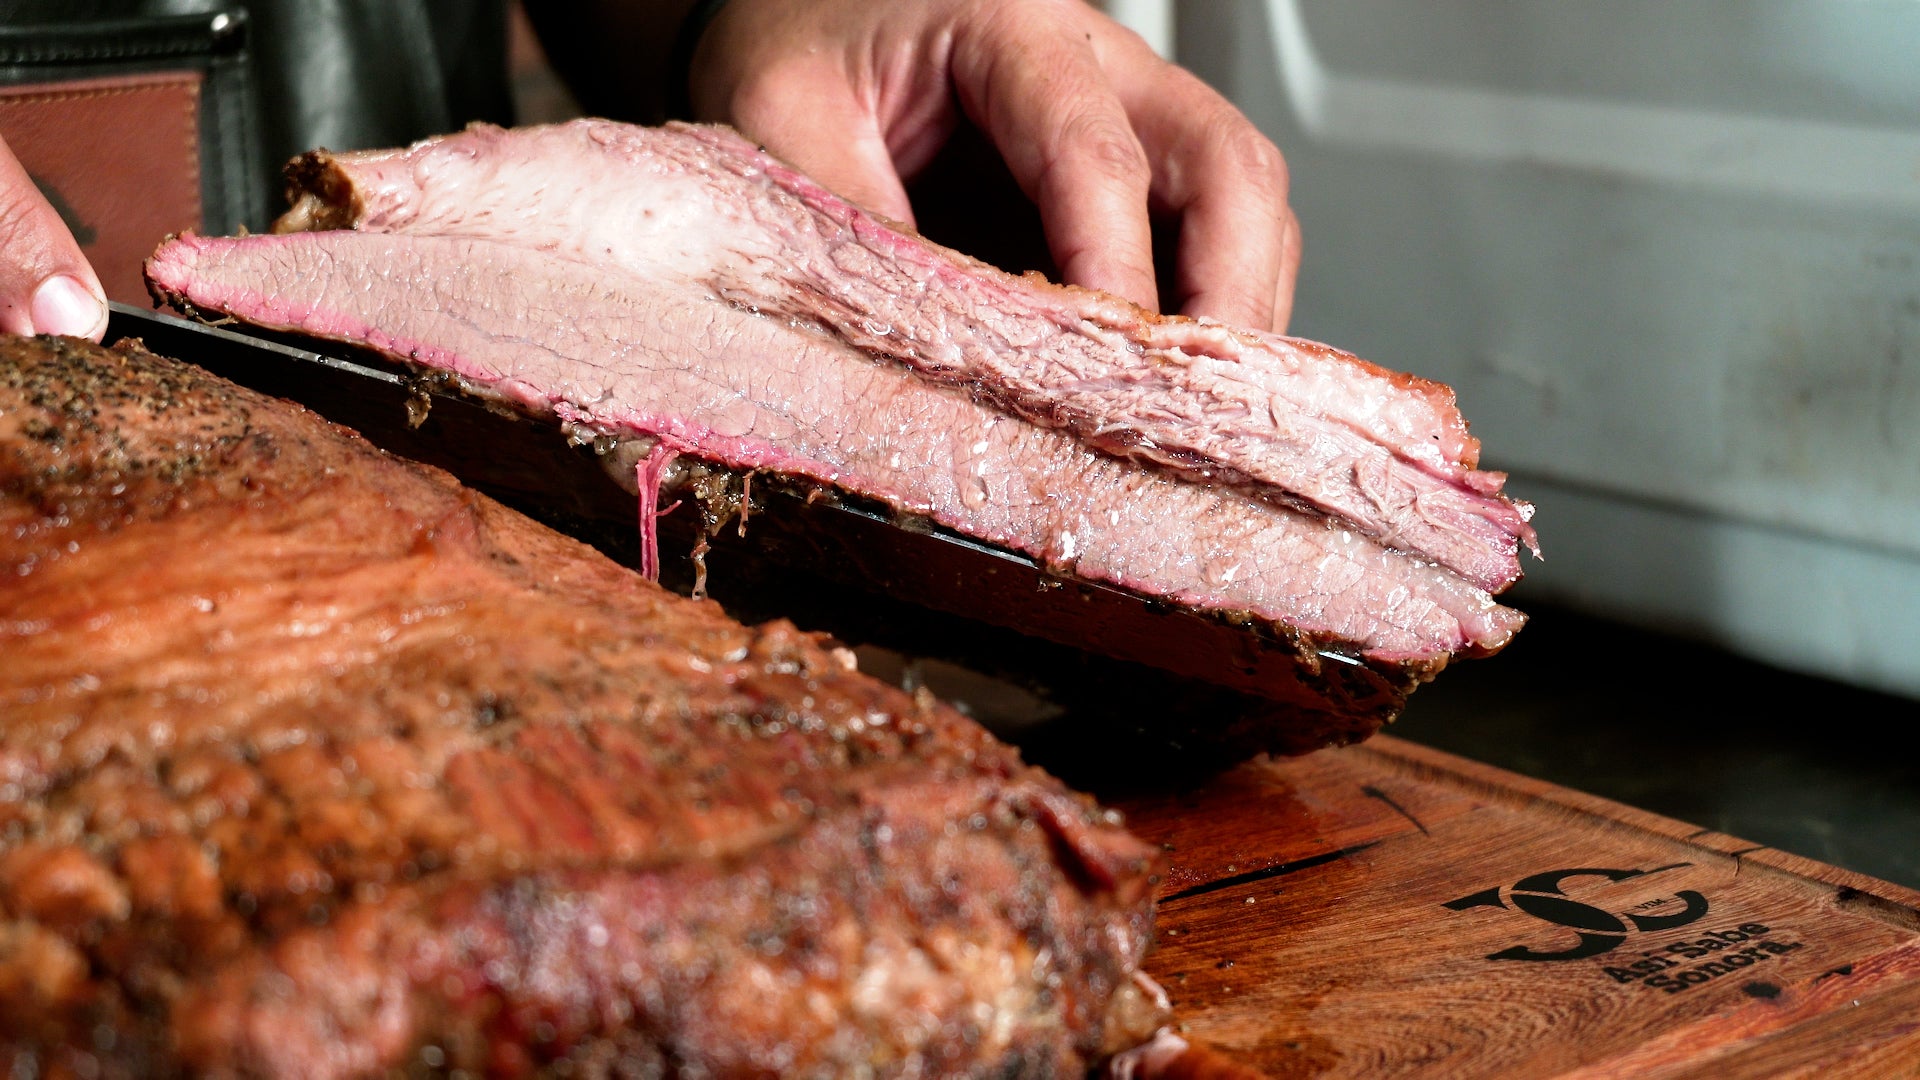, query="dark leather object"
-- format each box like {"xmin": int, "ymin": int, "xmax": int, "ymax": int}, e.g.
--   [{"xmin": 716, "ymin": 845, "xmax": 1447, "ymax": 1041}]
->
[
  {"xmin": 0, "ymin": 70, "xmax": 210, "ymax": 305},
  {"xmin": 0, "ymin": 10, "xmax": 261, "ymax": 225},
  {"xmin": 240, "ymin": 0, "xmax": 511, "ymax": 198},
  {"xmin": 0, "ymin": 1, "xmax": 511, "ymax": 241},
  {"xmin": 0, "ymin": 9, "xmax": 262, "ymax": 304}
]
